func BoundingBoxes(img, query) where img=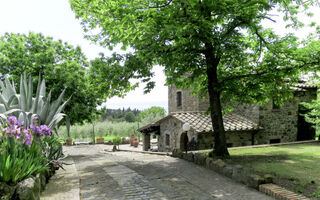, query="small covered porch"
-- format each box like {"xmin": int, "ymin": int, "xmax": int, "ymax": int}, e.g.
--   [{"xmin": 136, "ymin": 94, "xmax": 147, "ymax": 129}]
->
[{"xmin": 137, "ymin": 123, "xmax": 160, "ymax": 151}]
